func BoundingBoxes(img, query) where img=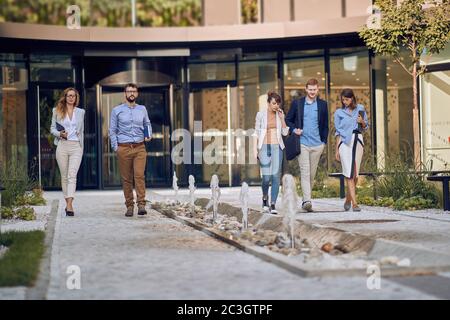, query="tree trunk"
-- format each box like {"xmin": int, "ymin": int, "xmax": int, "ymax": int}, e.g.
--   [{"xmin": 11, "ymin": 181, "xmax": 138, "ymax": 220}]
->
[{"xmin": 412, "ymin": 63, "xmax": 421, "ymax": 171}]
